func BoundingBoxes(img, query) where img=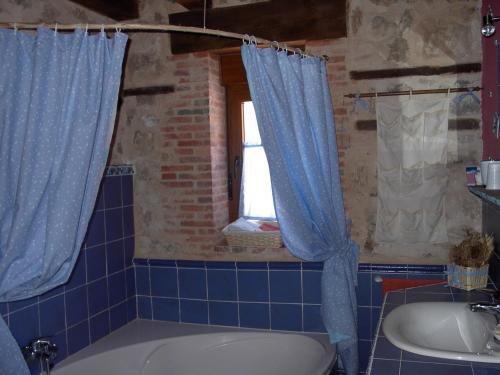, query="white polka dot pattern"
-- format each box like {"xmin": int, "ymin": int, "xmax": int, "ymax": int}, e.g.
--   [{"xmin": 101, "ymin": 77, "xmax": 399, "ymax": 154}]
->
[
  {"xmin": 241, "ymin": 44, "xmax": 359, "ymax": 375},
  {"xmin": 0, "ymin": 27, "xmax": 127, "ymax": 374}
]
